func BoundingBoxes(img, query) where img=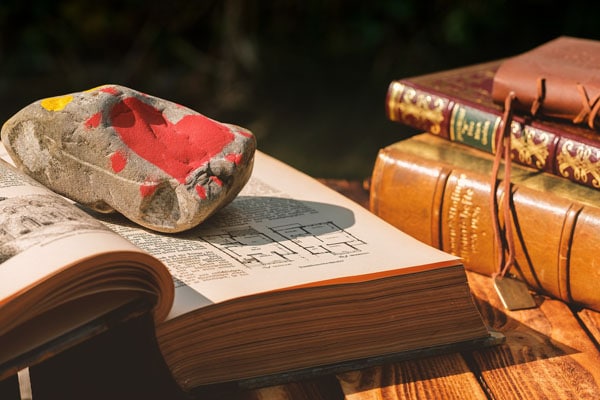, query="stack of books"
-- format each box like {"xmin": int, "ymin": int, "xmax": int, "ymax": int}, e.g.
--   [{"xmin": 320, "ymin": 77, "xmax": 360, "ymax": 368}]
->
[{"xmin": 369, "ymin": 36, "xmax": 600, "ymax": 312}]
